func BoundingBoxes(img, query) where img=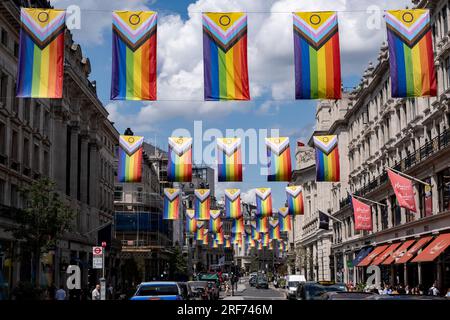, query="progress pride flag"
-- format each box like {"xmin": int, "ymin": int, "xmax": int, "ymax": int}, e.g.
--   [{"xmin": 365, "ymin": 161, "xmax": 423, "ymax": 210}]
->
[
  {"xmin": 388, "ymin": 169, "xmax": 417, "ymax": 212},
  {"xmin": 352, "ymin": 197, "xmax": 372, "ymax": 231}
]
